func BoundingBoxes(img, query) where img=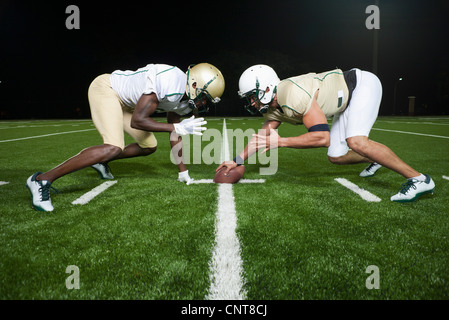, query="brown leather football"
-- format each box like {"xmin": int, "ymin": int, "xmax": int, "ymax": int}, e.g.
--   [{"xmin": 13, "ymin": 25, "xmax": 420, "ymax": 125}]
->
[{"xmin": 213, "ymin": 165, "xmax": 245, "ymax": 184}]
